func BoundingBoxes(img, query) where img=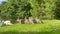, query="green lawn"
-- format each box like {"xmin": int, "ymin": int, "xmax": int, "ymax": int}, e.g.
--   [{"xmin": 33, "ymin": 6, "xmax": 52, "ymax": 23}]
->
[{"xmin": 0, "ymin": 20, "xmax": 60, "ymax": 34}]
